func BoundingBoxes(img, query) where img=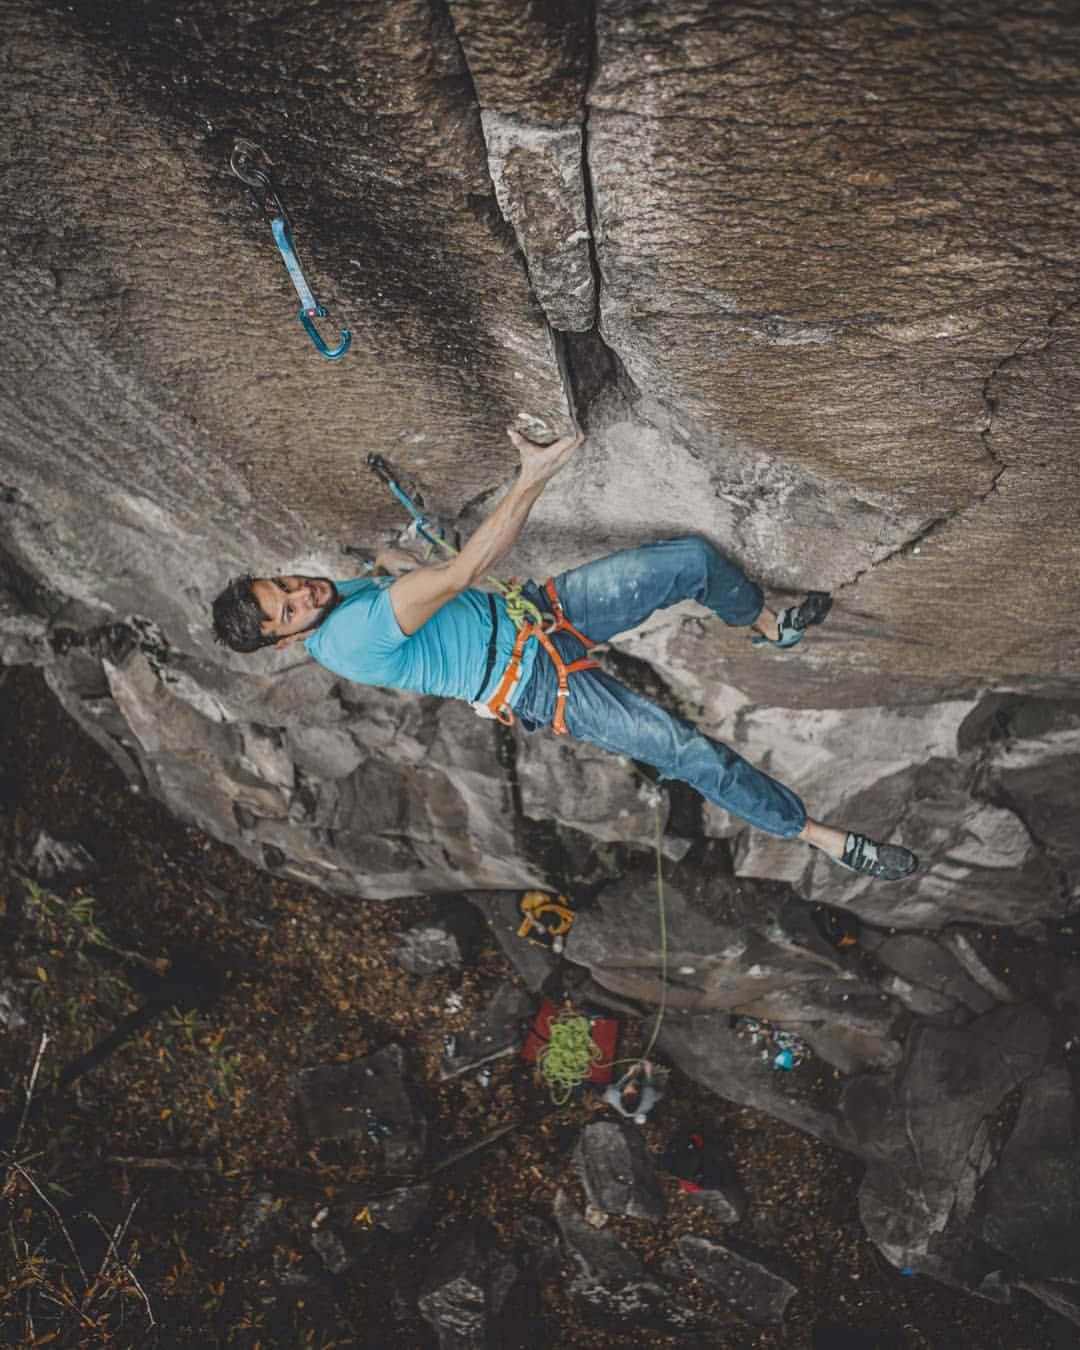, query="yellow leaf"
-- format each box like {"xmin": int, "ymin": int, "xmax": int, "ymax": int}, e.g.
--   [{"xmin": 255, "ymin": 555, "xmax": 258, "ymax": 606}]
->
[
  {"xmin": 36, "ymin": 967, "xmax": 47, "ymax": 982},
  {"xmin": 160, "ymin": 1109, "xmax": 172, "ymax": 1121}
]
